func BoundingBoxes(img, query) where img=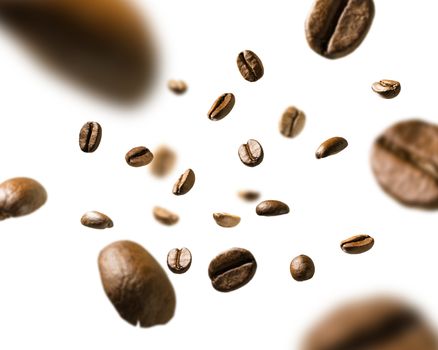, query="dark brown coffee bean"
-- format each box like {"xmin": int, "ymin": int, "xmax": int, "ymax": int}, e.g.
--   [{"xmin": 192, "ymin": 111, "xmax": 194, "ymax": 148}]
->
[
  {"xmin": 238, "ymin": 190, "xmax": 261, "ymax": 202},
  {"xmin": 80, "ymin": 211, "xmax": 113, "ymax": 229},
  {"xmin": 371, "ymin": 119, "xmax": 438, "ymax": 208},
  {"xmin": 290, "ymin": 255, "xmax": 315, "ymax": 281},
  {"xmin": 172, "ymin": 169, "xmax": 195, "ymax": 195},
  {"xmin": 305, "ymin": 0, "xmax": 375, "ymax": 59},
  {"xmin": 208, "ymin": 247, "xmax": 257, "ymax": 292},
  {"xmin": 236, "ymin": 50, "xmax": 264, "ymax": 82},
  {"xmin": 79, "ymin": 121, "xmax": 102, "ymax": 153},
  {"xmin": 125, "ymin": 146, "xmax": 154, "ymax": 167},
  {"xmin": 167, "ymin": 248, "xmax": 191, "ymax": 274},
  {"xmin": 167, "ymin": 80, "xmax": 187, "ymax": 94},
  {"xmin": 238, "ymin": 139, "xmax": 264, "ymax": 167},
  {"xmin": 302, "ymin": 296, "xmax": 438, "ymax": 350},
  {"xmin": 341, "ymin": 234, "xmax": 374, "ymax": 254},
  {"xmin": 150, "ymin": 145, "xmax": 176, "ymax": 178},
  {"xmin": 213, "ymin": 213, "xmax": 241, "ymax": 228},
  {"xmin": 256, "ymin": 200, "xmax": 289, "ymax": 216},
  {"xmin": 207, "ymin": 93, "xmax": 235, "ymax": 121},
  {"xmin": 279, "ymin": 106, "xmax": 306, "ymax": 138},
  {"xmin": 372, "ymin": 79, "xmax": 401, "ymax": 99},
  {"xmin": 98, "ymin": 240, "xmax": 176, "ymax": 327},
  {"xmin": 153, "ymin": 206, "xmax": 179, "ymax": 226},
  {"xmin": 0, "ymin": 177, "xmax": 47, "ymax": 220},
  {"xmin": 315, "ymin": 136, "xmax": 348, "ymax": 159}
]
